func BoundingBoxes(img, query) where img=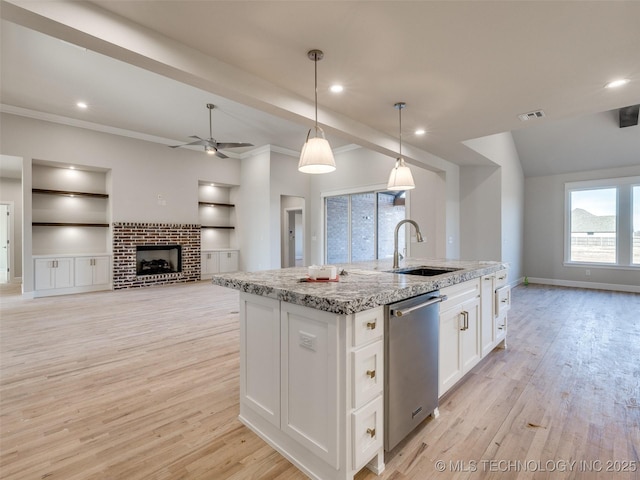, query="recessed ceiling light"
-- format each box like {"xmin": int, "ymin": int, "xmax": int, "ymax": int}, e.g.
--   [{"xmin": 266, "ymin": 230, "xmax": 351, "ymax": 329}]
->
[
  {"xmin": 605, "ymin": 78, "xmax": 629, "ymax": 89},
  {"xmin": 329, "ymin": 84, "xmax": 344, "ymax": 93},
  {"xmin": 415, "ymin": 129, "xmax": 426, "ymax": 135},
  {"xmin": 76, "ymin": 101, "xmax": 88, "ymax": 109},
  {"xmin": 69, "ymin": 166, "xmax": 75, "ymax": 170}
]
